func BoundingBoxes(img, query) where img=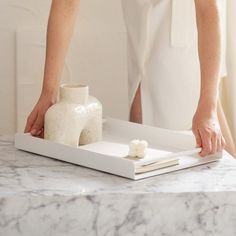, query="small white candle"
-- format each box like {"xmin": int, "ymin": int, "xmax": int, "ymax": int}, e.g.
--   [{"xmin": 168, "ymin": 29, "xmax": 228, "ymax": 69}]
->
[{"xmin": 128, "ymin": 139, "xmax": 148, "ymax": 158}]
